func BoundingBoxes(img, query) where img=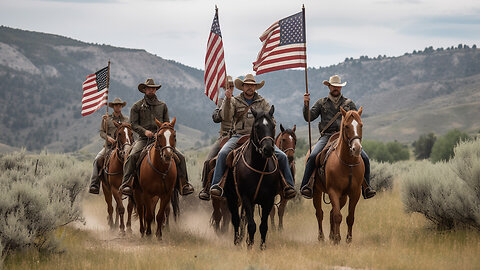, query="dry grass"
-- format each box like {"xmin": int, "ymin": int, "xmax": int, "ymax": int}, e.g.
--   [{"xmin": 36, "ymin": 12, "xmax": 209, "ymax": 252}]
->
[{"xmin": 4, "ymin": 180, "xmax": 480, "ymax": 270}]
